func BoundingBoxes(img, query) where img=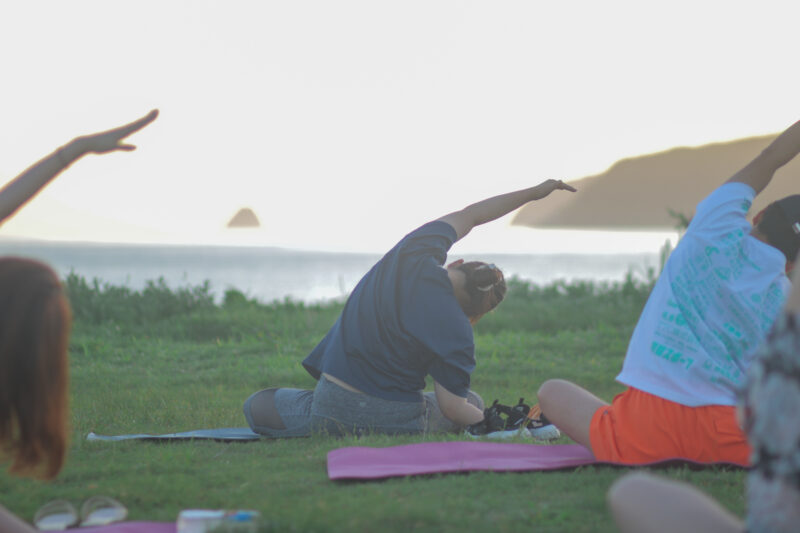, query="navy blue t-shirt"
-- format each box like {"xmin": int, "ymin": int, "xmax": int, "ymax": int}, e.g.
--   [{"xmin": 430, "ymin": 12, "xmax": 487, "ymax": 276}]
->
[{"xmin": 302, "ymin": 221, "xmax": 475, "ymax": 402}]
